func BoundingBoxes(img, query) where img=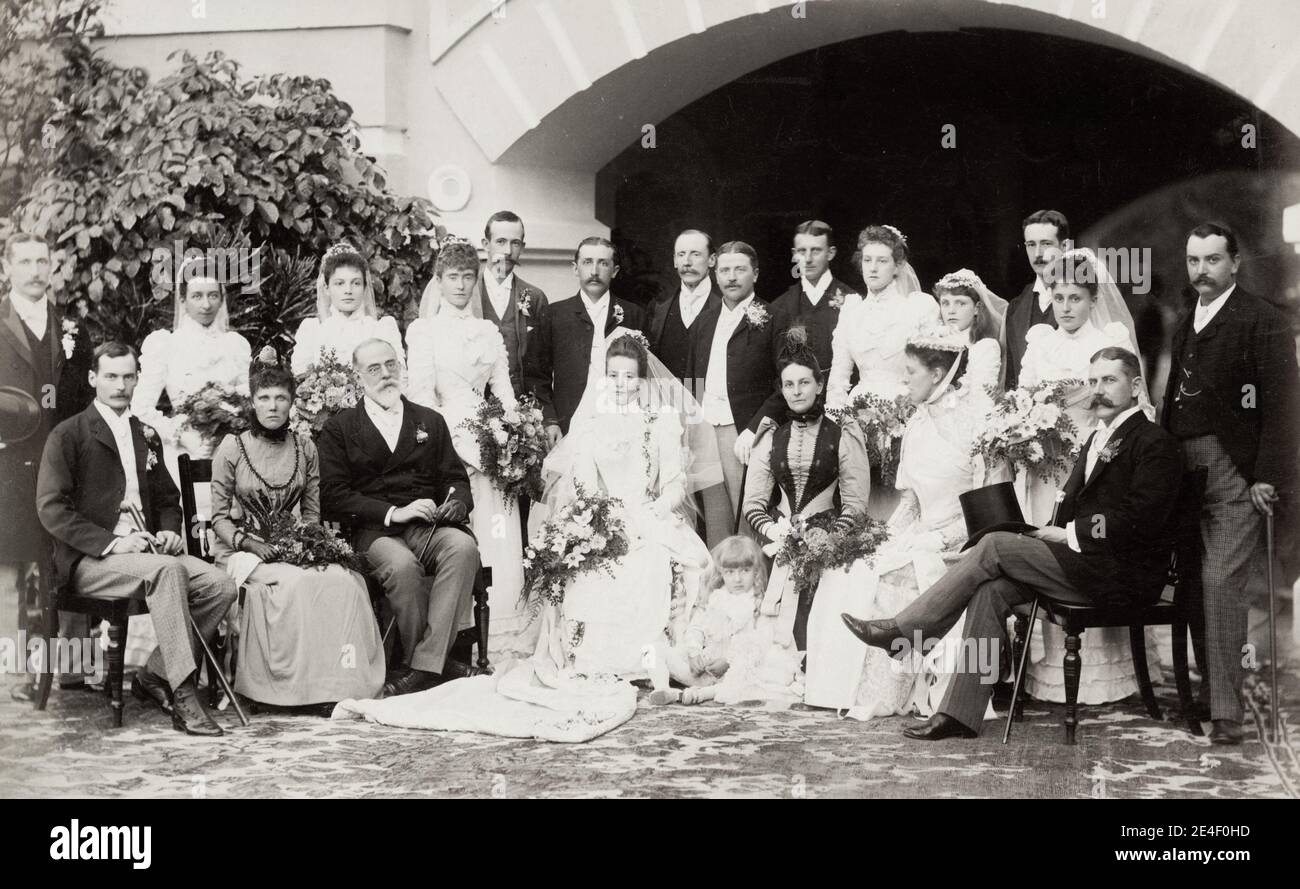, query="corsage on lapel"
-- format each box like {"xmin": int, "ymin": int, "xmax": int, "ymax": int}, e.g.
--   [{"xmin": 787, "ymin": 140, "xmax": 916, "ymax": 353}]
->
[
  {"xmin": 828, "ymin": 287, "xmax": 848, "ymax": 311},
  {"xmin": 612, "ymin": 304, "xmax": 624, "ymax": 326},
  {"xmin": 61, "ymin": 319, "xmax": 78, "ymax": 359},
  {"xmin": 139, "ymin": 424, "xmax": 160, "ymax": 471},
  {"xmin": 743, "ymin": 302, "xmax": 769, "ymax": 330},
  {"xmin": 414, "ymin": 422, "xmax": 429, "ymax": 444},
  {"xmin": 1096, "ymin": 438, "xmax": 1123, "ymax": 465},
  {"xmin": 518, "ymin": 290, "xmax": 532, "ymax": 318}
]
